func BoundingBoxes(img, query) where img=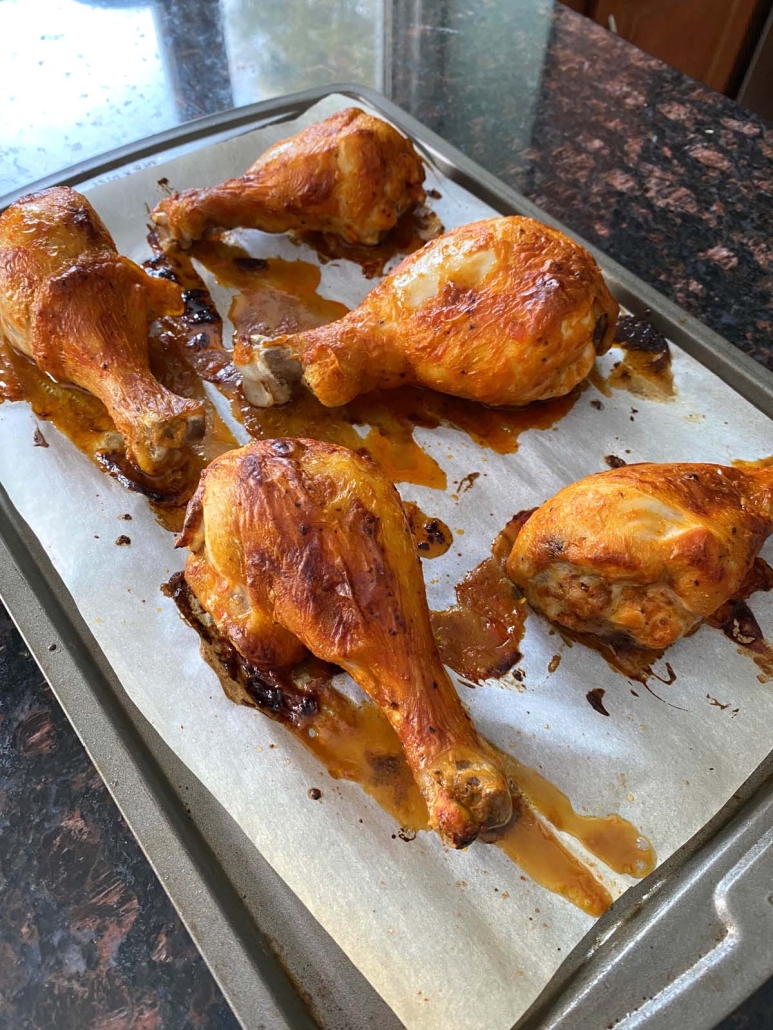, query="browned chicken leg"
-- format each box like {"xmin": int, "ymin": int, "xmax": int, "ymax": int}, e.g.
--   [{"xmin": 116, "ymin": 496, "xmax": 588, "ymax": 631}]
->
[
  {"xmin": 151, "ymin": 108, "xmax": 426, "ymax": 249},
  {"xmin": 0, "ymin": 187, "xmax": 205, "ymax": 477},
  {"xmin": 177, "ymin": 438, "xmax": 512, "ymax": 847},
  {"xmin": 507, "ymin": 463, "xmax": 773, "ymax": 649},
  {"xmin": 235, "ymin": 216, "xmax": 618, "ymax": 408}
]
